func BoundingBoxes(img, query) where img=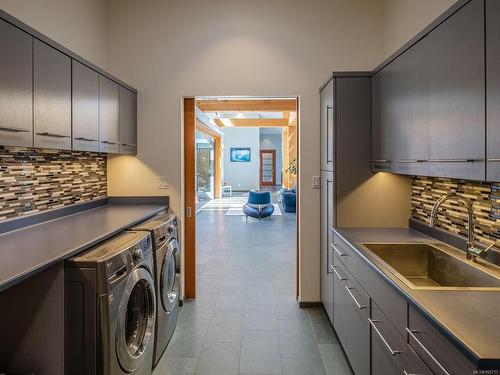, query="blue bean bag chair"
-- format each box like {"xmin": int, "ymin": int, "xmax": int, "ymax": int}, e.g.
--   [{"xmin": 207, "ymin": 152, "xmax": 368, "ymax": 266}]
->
[{"xmin": 243, "ymin": 191, "xmax": 274, "ymax": 220}]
